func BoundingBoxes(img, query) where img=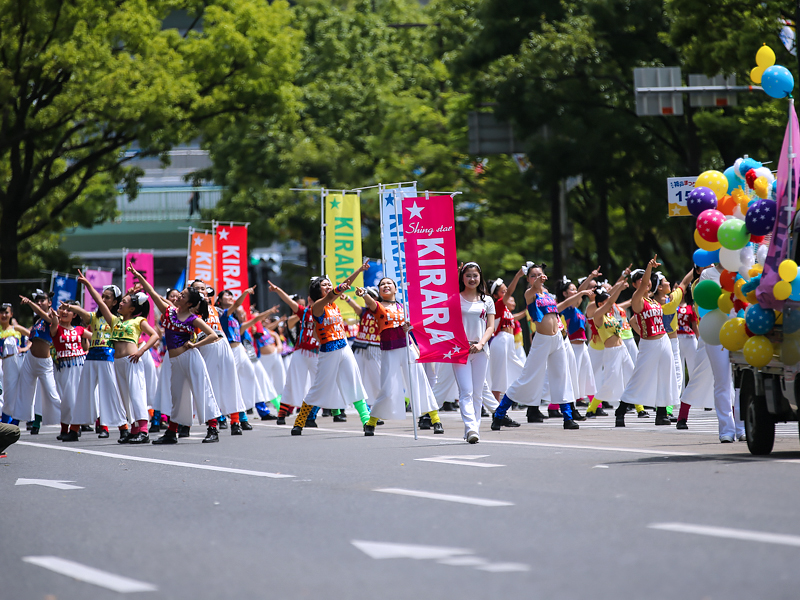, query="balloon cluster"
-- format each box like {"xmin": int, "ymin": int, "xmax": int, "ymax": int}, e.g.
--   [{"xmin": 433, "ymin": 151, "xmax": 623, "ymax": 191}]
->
[{"xmin": 750, "ymin": 45, "xmax": 795, "ymax": 99}]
